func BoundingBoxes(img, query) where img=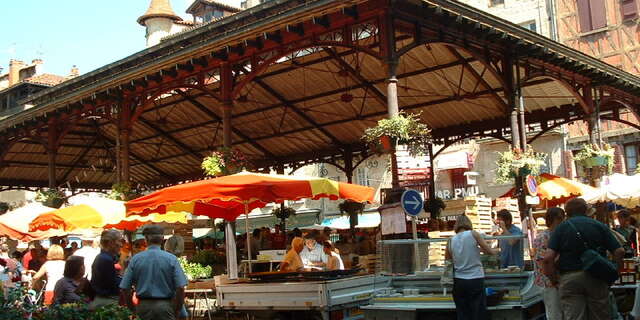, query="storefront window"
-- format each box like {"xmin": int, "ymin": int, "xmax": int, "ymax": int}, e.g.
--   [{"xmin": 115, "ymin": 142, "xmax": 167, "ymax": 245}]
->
[{"xmin": 625, "ymin": 144, "xmax": 638, "ymax": 174}]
